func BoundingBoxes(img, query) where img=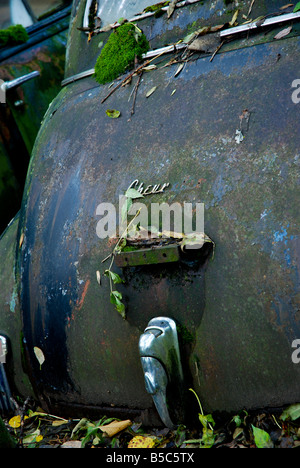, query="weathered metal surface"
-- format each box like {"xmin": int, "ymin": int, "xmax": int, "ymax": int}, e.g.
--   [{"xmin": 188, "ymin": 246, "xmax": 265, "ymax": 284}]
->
[{"xmin": 0, "ymin": 0, "xmax": 299, "ymax": 421}]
